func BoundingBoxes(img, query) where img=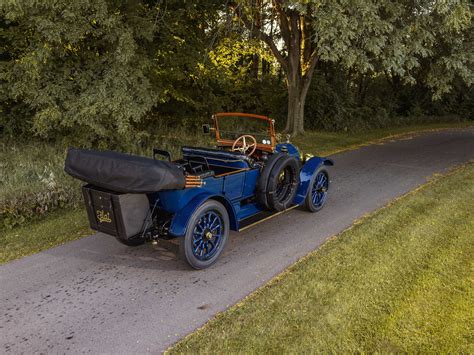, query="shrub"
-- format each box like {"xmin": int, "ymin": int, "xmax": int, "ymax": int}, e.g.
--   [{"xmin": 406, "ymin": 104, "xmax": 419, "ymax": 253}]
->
[{"xmin": 0, "ymin": 127, "xmax": 213, "ymax": 229}]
